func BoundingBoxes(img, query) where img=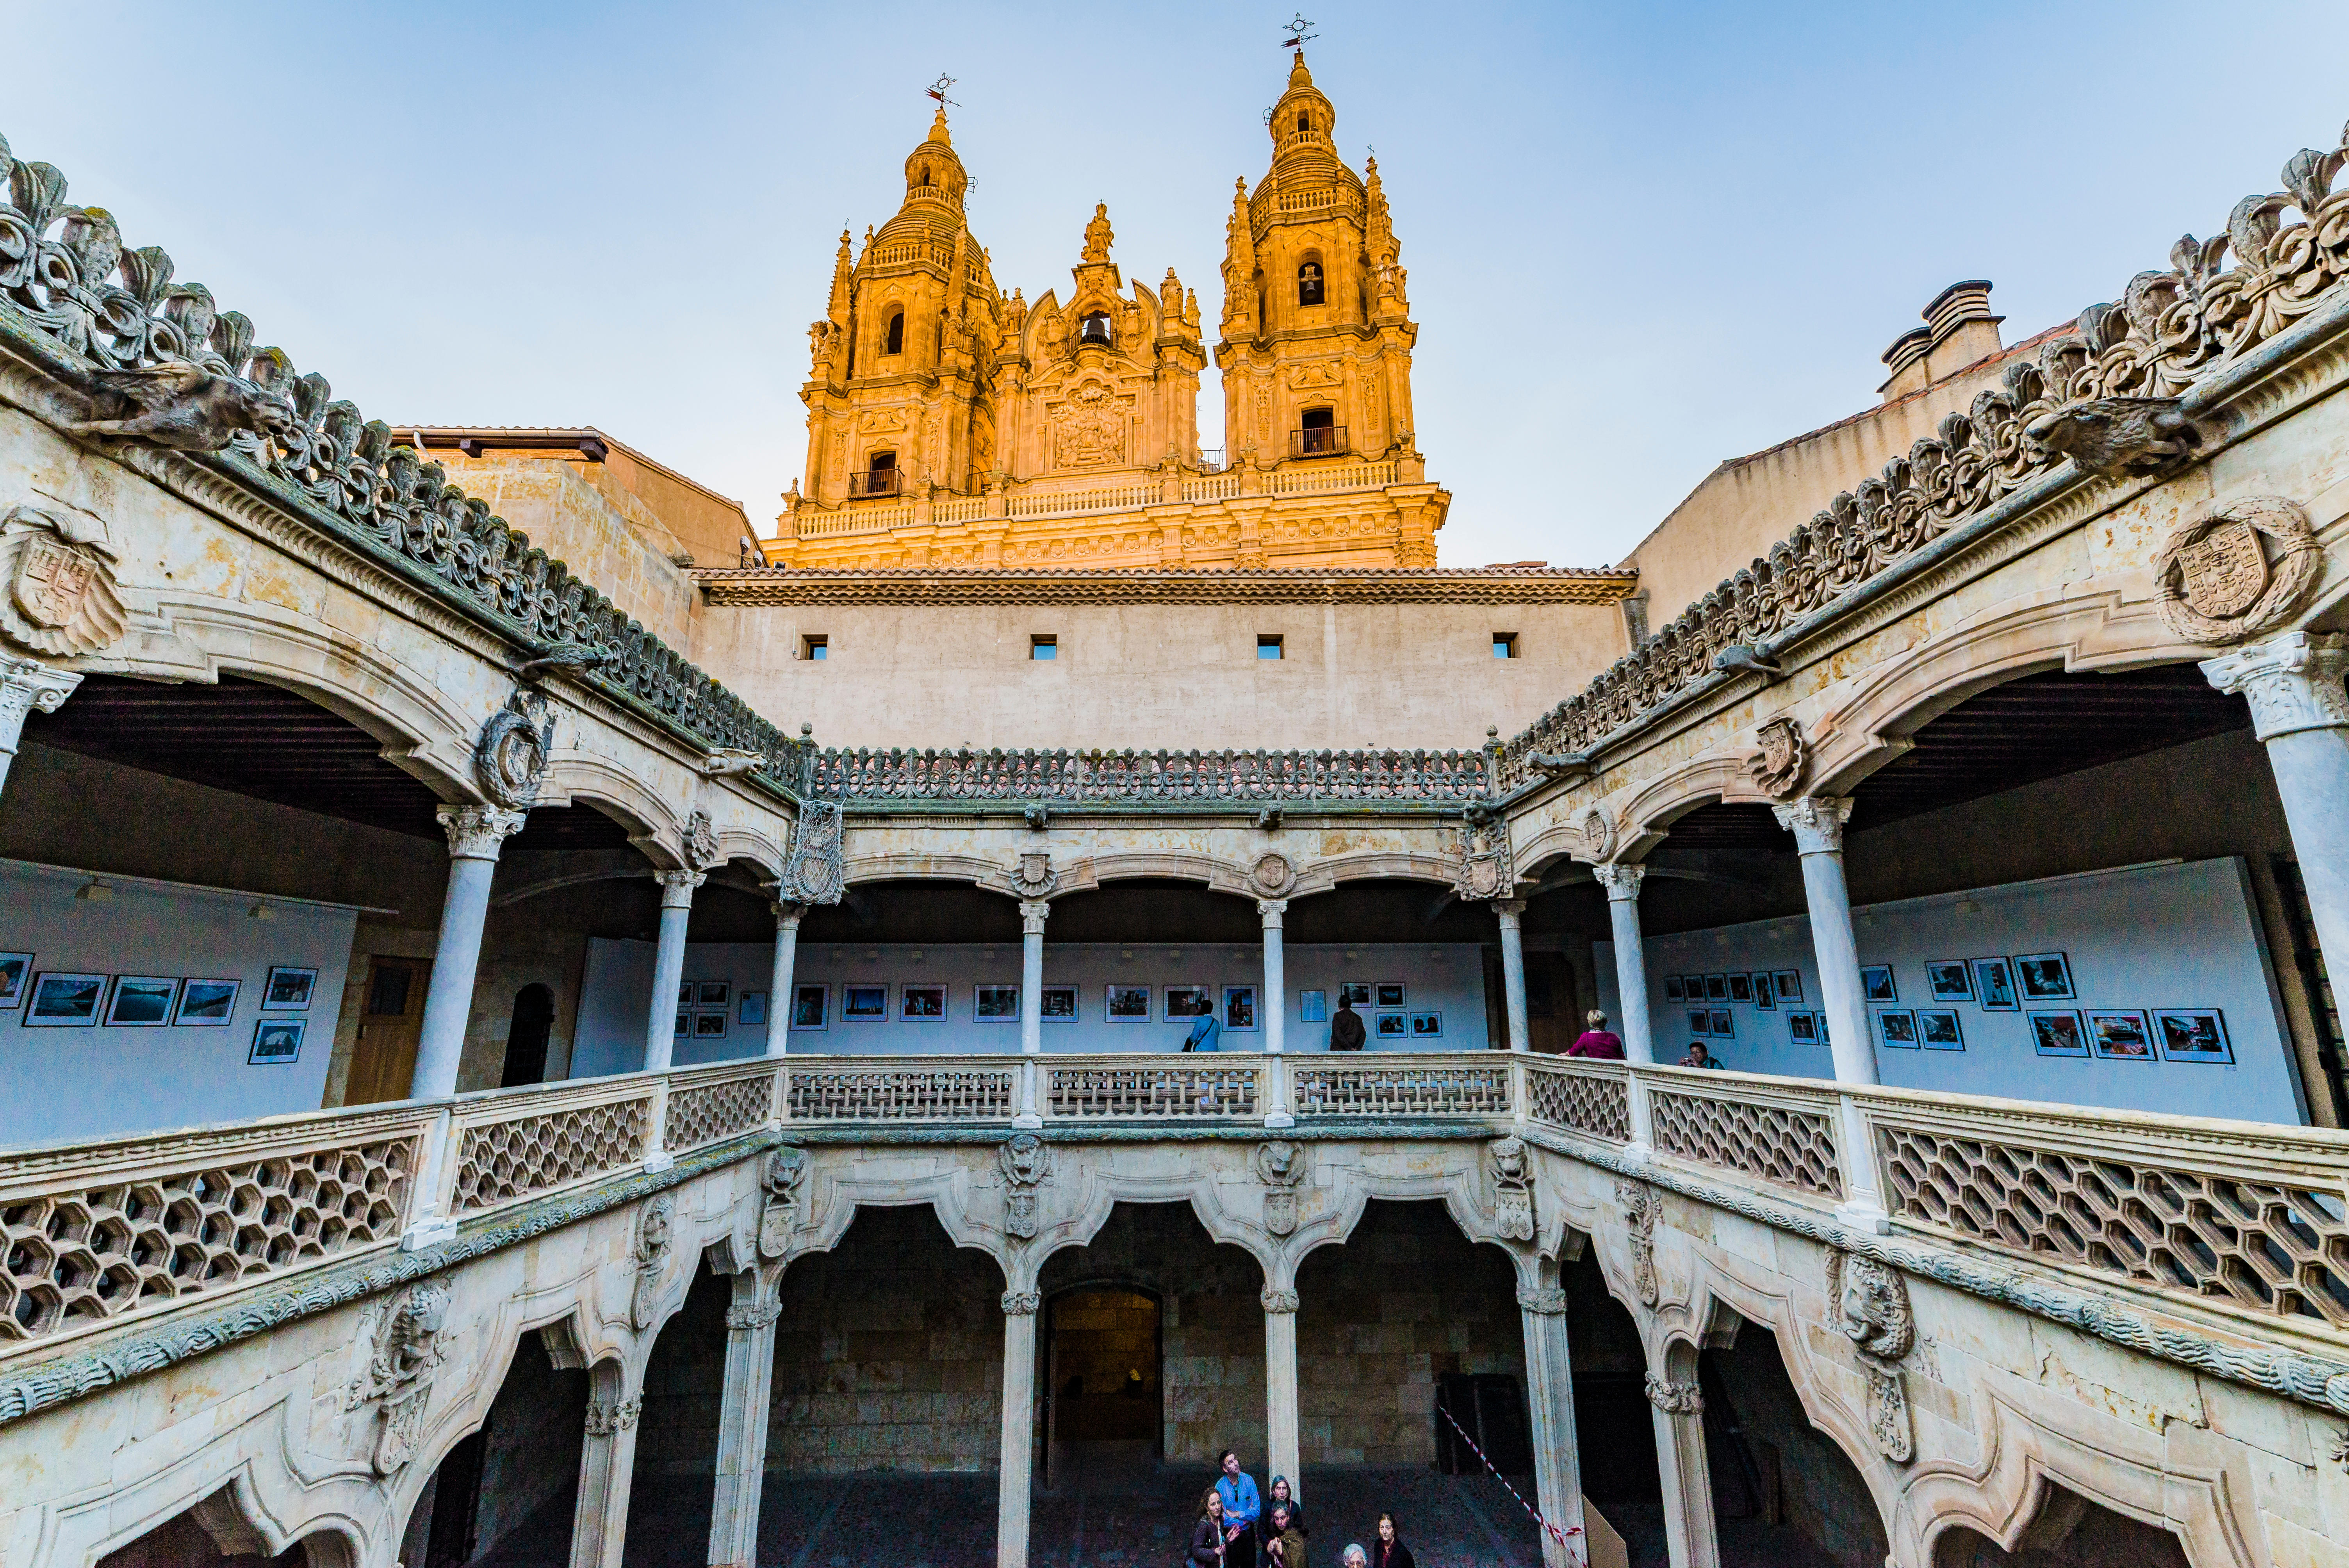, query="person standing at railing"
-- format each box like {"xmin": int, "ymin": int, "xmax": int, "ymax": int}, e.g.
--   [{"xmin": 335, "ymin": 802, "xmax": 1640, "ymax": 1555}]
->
[
  {"xmin": 1566, "ymin": 1010, "xmax": 1624, "ymax": 1059},
  {"xmin": 1184, "ymin": 1010, "xmax": 1224, "ymax": 1052},
  {"xmin": 1680, "ymin": 1041, "xmax": 1725, "ymax": 1069},
  {"xmin": 1329, "ymin": 997, "xmax": 1366, "ymax": 1051}
]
